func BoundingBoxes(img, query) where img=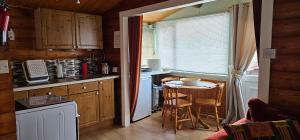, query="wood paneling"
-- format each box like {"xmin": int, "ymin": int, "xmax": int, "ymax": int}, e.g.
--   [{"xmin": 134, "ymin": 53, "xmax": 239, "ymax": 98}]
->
[
  {"xmin": 8, "ymin": 0, "xmax": 122, "ymax": 14},
  {"xmin": 143, "ymin": 8, "xmax": 181, "ymax": 23},
  {"xmin": 0, "ymin": 90, "xmax": 15, "ymax": 113},
  {"xmin": 0, "ymin": 112, "xmax": 16, "ymax": 136},
  {"xmin": 270, "ymin": 0, "xmax": 300, "ymax": 118},
  {"xmin": 0, "ymin": 133, "xmax": 16, "ymax": 140}
]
